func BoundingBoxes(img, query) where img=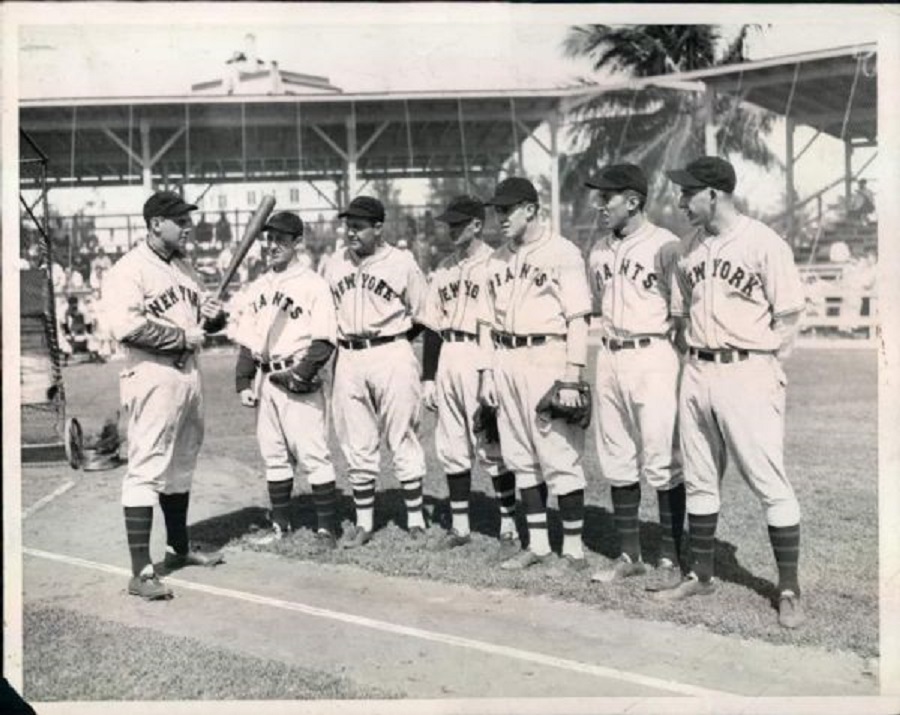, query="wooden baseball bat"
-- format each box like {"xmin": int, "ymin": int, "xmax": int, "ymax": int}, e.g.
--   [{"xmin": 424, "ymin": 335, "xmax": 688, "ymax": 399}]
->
[{"xmin": 174, "ymin": 194, "xmax": 276, "ymax": 368}]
